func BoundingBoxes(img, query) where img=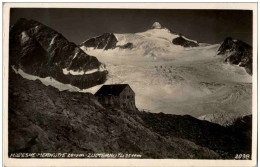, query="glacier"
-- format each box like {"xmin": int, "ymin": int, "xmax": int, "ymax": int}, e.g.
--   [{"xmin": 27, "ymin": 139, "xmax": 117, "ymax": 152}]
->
[{"xmin": 80, "ymin": 26, "xmax": 252, "ymax": 126}]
